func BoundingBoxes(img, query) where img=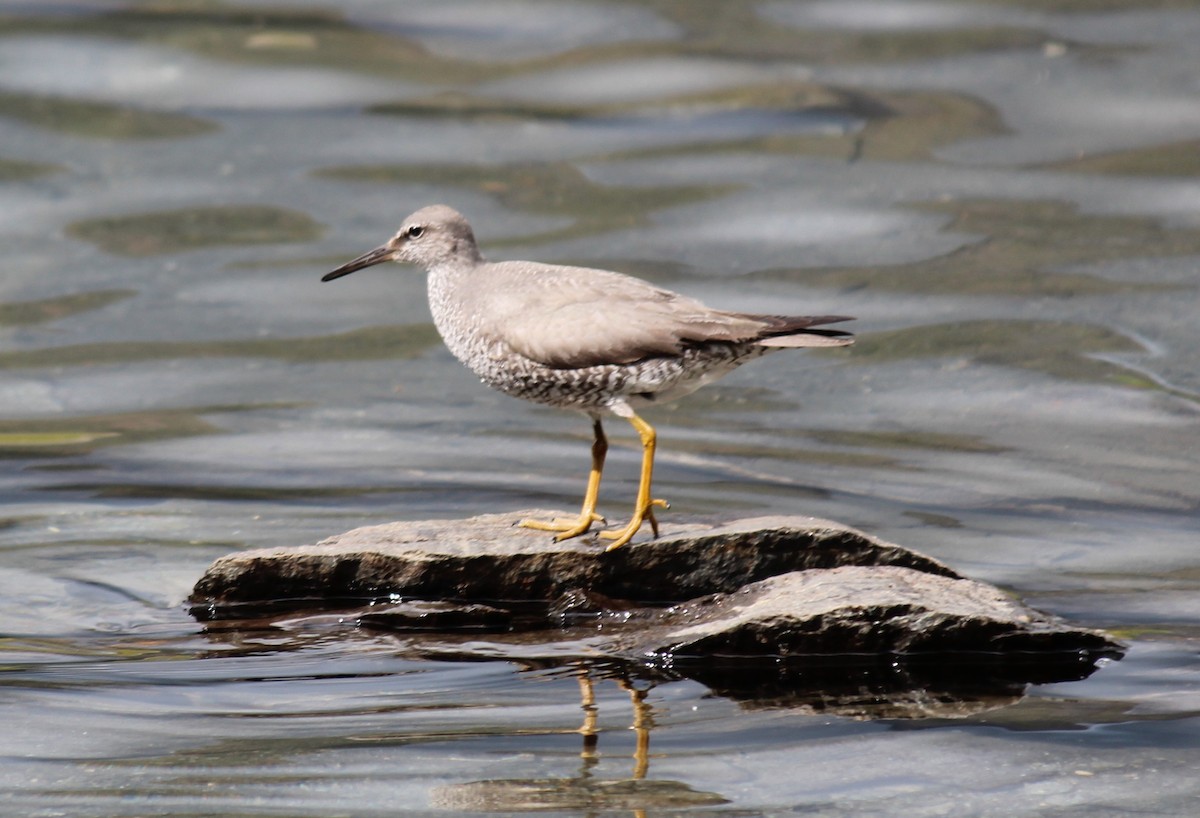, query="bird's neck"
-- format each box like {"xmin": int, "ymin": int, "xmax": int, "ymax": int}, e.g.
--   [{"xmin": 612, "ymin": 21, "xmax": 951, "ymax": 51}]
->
[
  {"xmin": 426, "ymin": 260, "xmax": 480, "ymax": 362},
  {"xmin": 426, "ymin": 255, "xmax": 481, "ymax": 292}
]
